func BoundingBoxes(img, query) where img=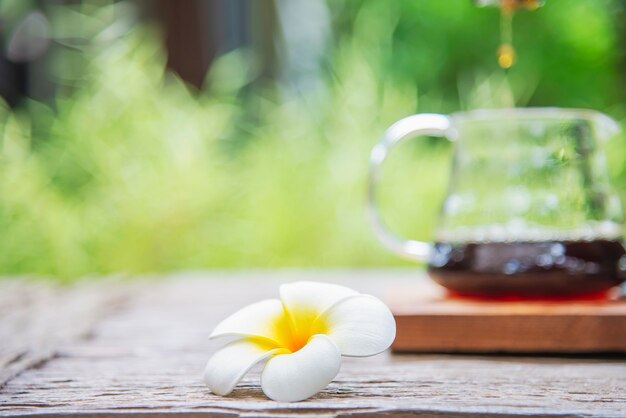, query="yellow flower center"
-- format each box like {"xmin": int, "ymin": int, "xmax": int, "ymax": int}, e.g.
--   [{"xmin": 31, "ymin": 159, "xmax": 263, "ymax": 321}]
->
[{"xmin": 272, "ymin": 306, "xmax": 329, "ymax": 353}]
